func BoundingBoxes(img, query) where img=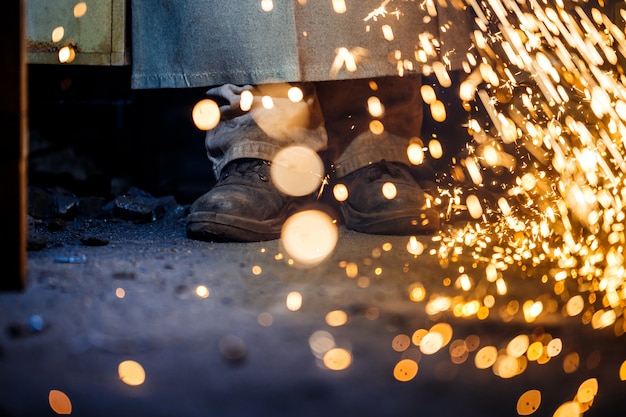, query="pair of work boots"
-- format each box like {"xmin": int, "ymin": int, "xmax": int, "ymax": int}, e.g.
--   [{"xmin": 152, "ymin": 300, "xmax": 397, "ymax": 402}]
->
[{"xmin": 186, "ymin": 158, "xmax": 440, "ymax": 242}]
